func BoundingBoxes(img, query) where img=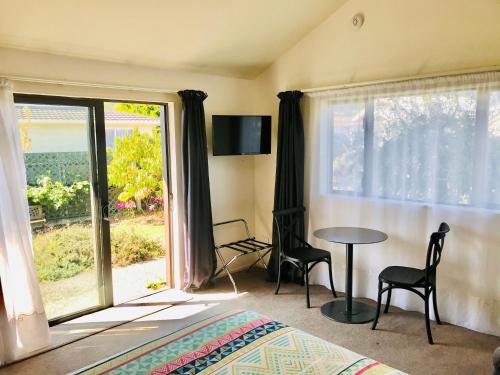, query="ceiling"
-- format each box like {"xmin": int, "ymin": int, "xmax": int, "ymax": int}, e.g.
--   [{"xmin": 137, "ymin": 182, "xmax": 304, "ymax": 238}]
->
[{"xmin": 0, "ymin": 0, "xmax": 346, "ymax": 79}]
